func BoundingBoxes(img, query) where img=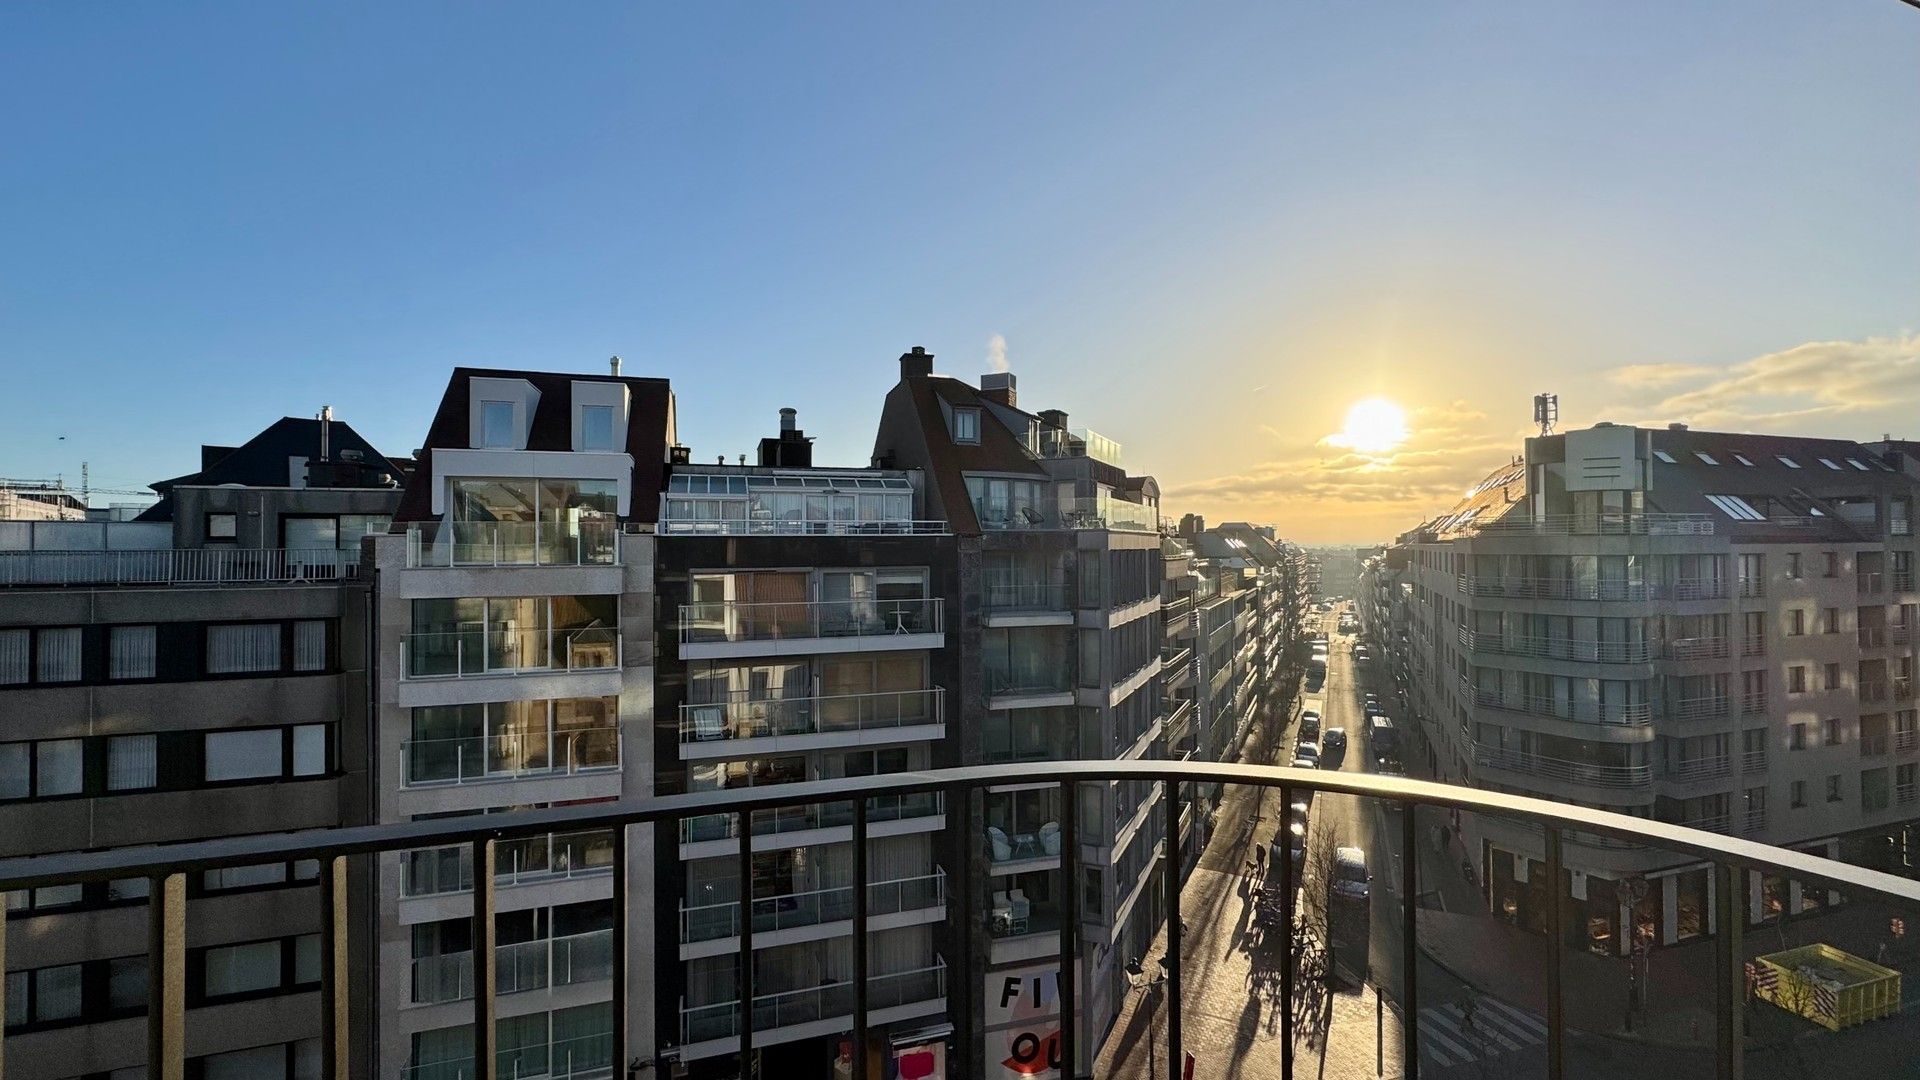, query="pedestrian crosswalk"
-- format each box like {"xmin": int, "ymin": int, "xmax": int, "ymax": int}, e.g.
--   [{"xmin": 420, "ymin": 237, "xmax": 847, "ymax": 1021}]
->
[{"xmin": 1416, "ymin": 996, "xmax": 1547, "ymax": 1071}]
